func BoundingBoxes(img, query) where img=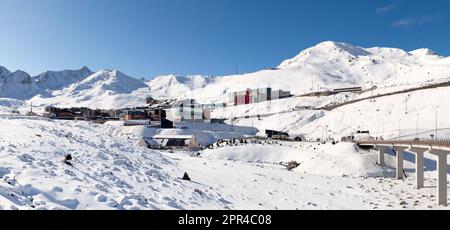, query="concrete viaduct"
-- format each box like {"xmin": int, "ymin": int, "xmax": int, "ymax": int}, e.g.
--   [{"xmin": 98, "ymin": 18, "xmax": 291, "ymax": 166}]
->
[{"xmin": 357, "ymin": 140, "xmax": 450, "ymax": 206}]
